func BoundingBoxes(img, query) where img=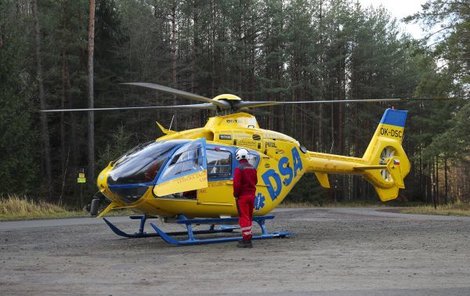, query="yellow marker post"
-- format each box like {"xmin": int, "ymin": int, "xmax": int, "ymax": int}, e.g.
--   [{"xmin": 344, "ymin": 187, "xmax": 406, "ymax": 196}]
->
[
  {"xmin": 77, "ymin": 172, "xmax": 87, "ymax": 184},
  {"xmin": 77, "ymin": 170, "xmax": 86, "ymax": 208}
]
